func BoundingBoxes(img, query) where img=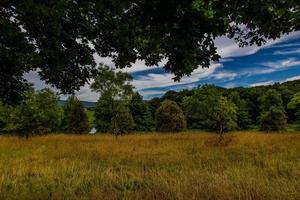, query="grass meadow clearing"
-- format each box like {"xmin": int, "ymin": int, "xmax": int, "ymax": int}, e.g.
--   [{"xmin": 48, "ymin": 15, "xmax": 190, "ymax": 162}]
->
[{"xmin": 0, "ymin": 132, "xmax": 299, "ymax": 200}]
